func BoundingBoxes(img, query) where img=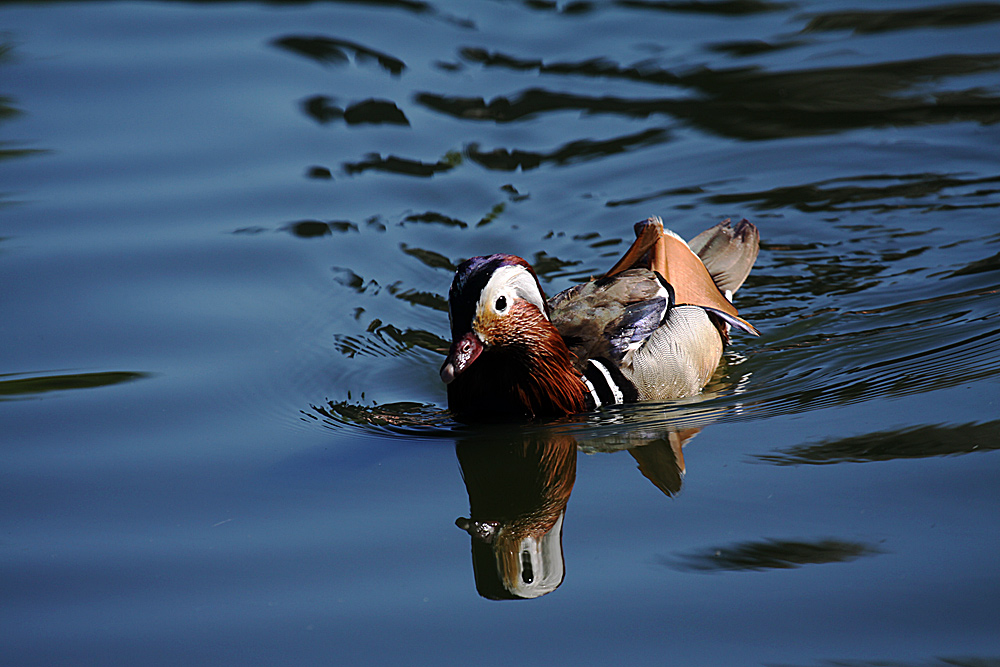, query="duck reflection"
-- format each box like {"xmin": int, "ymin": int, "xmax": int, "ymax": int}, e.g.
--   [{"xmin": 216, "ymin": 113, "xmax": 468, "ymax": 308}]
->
[
  {"xmin": 454, "ymin": 426, "xmax": 701, "ymax": 599},
  {"xmin": 455, "ymin": 433, "xmax": 576, "ymax": 600},
  {"xmin": 601, "ymin": 427, "xmax": 702, "ymax": 498}
]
